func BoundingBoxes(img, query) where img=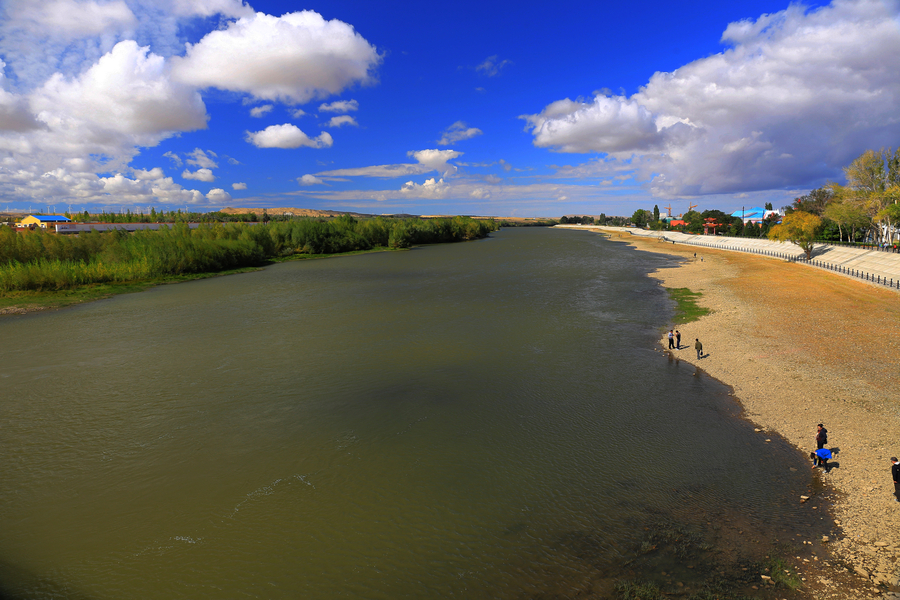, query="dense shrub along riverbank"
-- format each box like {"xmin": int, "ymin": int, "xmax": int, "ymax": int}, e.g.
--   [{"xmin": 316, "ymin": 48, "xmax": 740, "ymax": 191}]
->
[{"xmin": 0, "ymin": 216, "xmax": 498, "ymax": 292}]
